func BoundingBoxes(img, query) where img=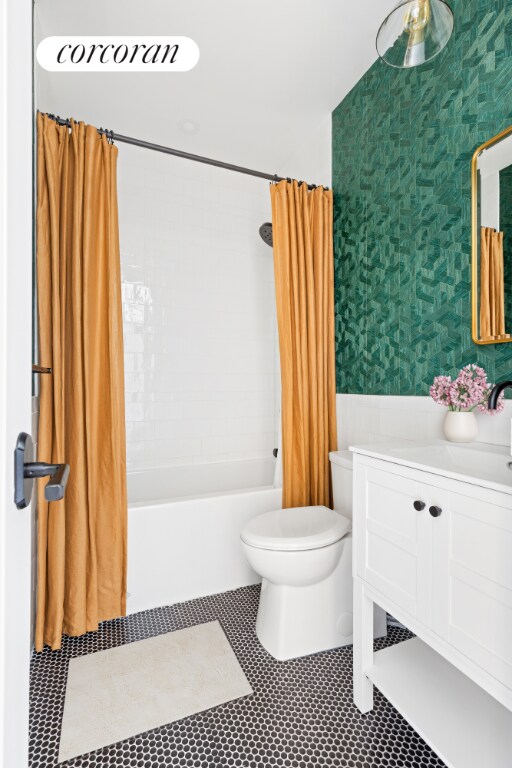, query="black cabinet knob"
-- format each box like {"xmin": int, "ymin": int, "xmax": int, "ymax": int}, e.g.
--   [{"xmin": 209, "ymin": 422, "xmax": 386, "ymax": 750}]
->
[
  {"xmin": 413, "ymin": 500, "xmax": 426, "ymax": 511},
  {"xmin": 429, "ymin": 505, "xmax": 442, "ymax": 518}
]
